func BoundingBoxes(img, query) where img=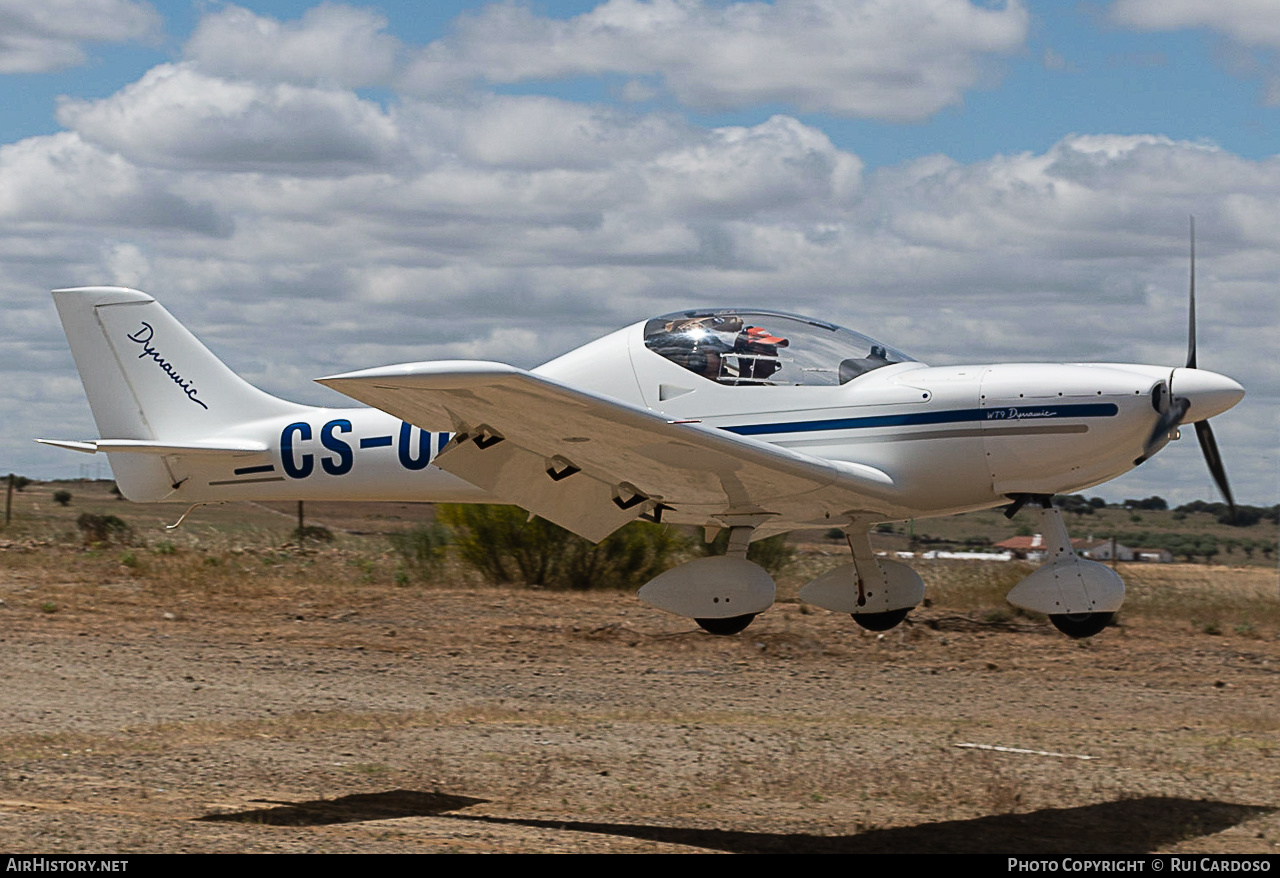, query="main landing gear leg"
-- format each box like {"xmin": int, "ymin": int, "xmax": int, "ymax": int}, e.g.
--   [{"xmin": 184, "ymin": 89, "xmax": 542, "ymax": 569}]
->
[
  {"xmin": 637, "ymin": 519, "xmax": 776, "ymax": 635},
  {"xmin": 798, "ymin": 517, "xmax": 924, "ymax": 630},
  {"xmin": 693, "ymin": 525, "xmax": 759, "ymax": 635}
]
